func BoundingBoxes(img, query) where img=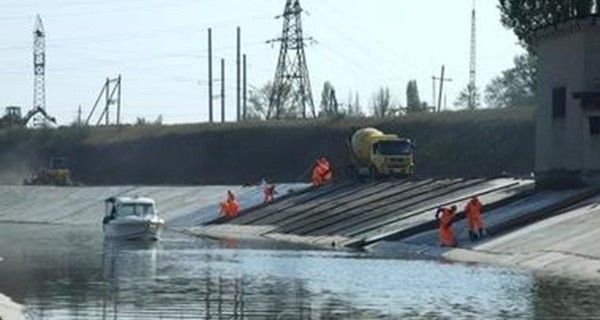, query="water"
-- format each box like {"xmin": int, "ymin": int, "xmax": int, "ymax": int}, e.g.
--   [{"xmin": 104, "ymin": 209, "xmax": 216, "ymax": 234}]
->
[{"xmin": 1, "ymin": 224, "xmax": 599, "ymax": 319}]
